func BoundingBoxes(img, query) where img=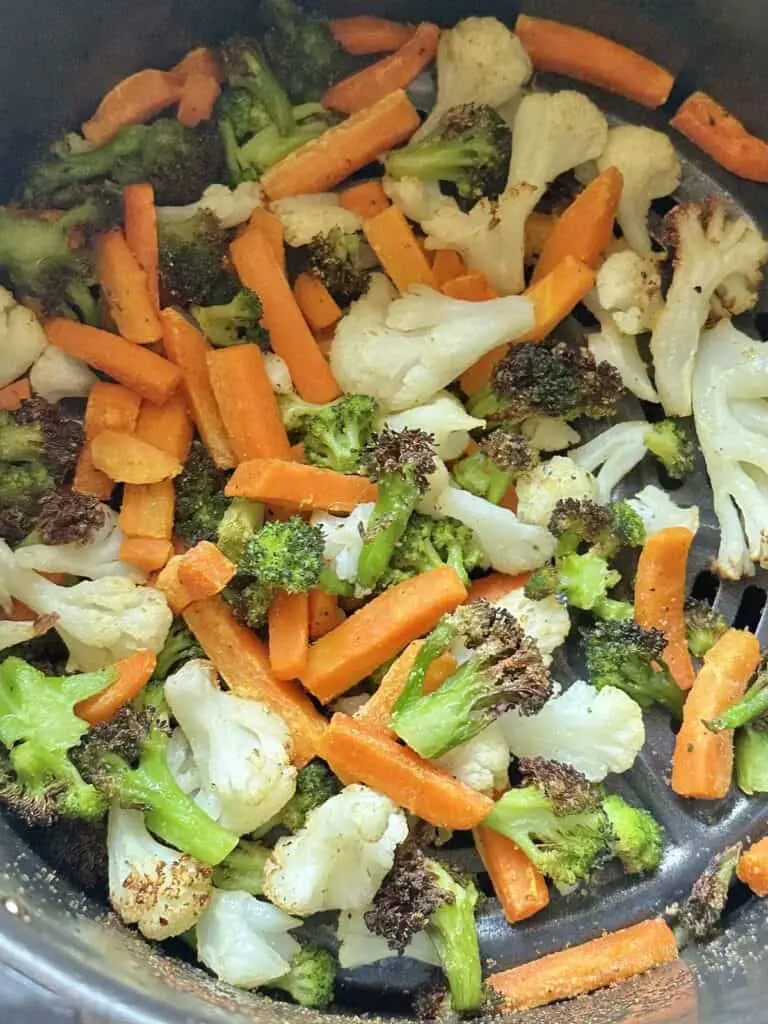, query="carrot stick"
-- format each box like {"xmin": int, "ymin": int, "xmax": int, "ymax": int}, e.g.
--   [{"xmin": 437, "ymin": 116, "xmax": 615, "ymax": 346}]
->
[
  {"xmin": 159, "ymin": 308, "xmax": 235, "ymax": 469},
  {"xmin": 134, "ymin": 393, "xmax": 193, "ymax": 463},
  {"xmin": 442, "ymin": 271, "xmax": 497, "ymax": 302},
  {"xmin": 322, "ymin": 22, "xmax": 440, "ymax": 114},
  {"xmin": 76, "ymin": 650, "xmax": 157, "ymax": 725},
  {"xmin": 268, "ymin": 590, "xmax": 310, "ymax": 681},
  {"xmin": 206, "ymin": 345, "xmax": 292, "ymax": 463},
  {"xmin": 671, "ymin": 628, "xmax": 761, "ymax": 800},
  {"xmin": 123, "ymin": 184, "xmax": 159, "ymax": 311},
  {"xmin": 45, "ymin": 318, "xmax": 180, "ymax": 406},
  {"xmin": 432, "ymin": 249, "xmax": 468, "ymax": 287},
  {"xmin": 177, "ymin": 71, "xmax": 221, "ymax": 127},
  {"xmin": 91, "ymin": 430, "xmax": 182, "ymax": 484},
  {"xmin": 74, "ymin": 381, "xmax": 142, "ymax": 500},
  {"xmin": 467, "ymin": 572, "xmax": 529, "ymax": 604},
  {"xmin": 363, "ymin": 204, "xmax": 437, "ymax": 292},
  {"xmin": 293, "ymin": 273, "xmax": 342, "ymax": 332},
  {"xmin": 532, "ymin": 168, "xmax": 624, "ymax": 283},
  {"xmin": 0, "ymin": 378, "xmax": 31, "ymax": 411},
  {"xmin": 82, "ymin": 69, "xmax": 185, "ymax": 146},
  {"xmin": 120, "ymin": 480, "xmax": 175, "ymax": 539},
  {"xmin": 474, "ymin": 826, "xmax": 550, "ymax": 924},
  {"xmin": 172, "ymin": 47, "xmax": 223, "ymax": 82},
  {"xmin": 460, "ymin": 255, "xmax": 595, "ymax": 394},
  {"xmin": 488, "ymin": 918, "xmax": 678, "ymax": 1011},
  {"xmin": 184, "ymin": 596, "xmax": 327, "ymax": 767},
  {"xmin": 246, "ymin": 208, "xmax": 285, "ymax": 269},
  {"xmin": 330, "ymin": 16, "xmax": 416, "ymax": 55},
  {"xmin": 226, "ymin": 458, "xmax": 377, "ymax": 512},
  {"xmin": 308, "ymin": 588, "xmax": 343, "ymax": 640},
  {"xmin": 260, "ymin": 89, "xmax": 420, "ymax": 200},
  {"xmin": 524, "ymin": 212, "xmax": 558, "ymax": 261},
  {"xmin": 96, "ymin": 229, "xmax": 162, "ymax": 344},
  {"xmin": 737, "ymin": 837, "xmax": 768, "ymax": 896},
  {"xmin": 321, "ymin": 713, "xmax": 493, "ymax": 828},
  {"xmin": 634, "ymin": 527, "xmax": 696, "ymax": 691},
  {"xmin": 339, "ymin": 180, "xmax": 391, "ymax": 219},
  {"xmin": 155, "ymin": 555, "xmax": 195, "ymax": 614},
  {"xmin": 231, "ymin": 228, "xmax": 341, "ymax": 403},
  {"xmin": 299, "ymin": 566, "xmax": 467, "ymax": 703},
  {"xmin": 670, "ymin": 91, "xmax": 768, "ymax": 182},
  {"xmin": 357, "ymin": 639, "xmax": 457, "ymax": 734},
  {"xmin": 177, "ymin": 541, "xmax": 236, "ymax": 601},
  {"xmin": 515, "ymin": 14, "xmax": 675, "ymax": 109},
  {"xmin": 119, "ymin": 537, "xmax": 173, "ymax": 574}
]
